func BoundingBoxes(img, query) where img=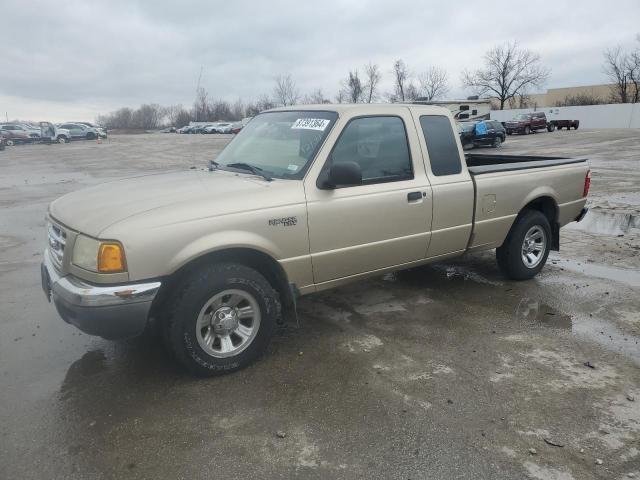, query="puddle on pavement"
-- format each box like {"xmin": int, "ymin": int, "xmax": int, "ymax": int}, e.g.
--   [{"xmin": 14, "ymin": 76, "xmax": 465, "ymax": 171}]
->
[
  {"xmin": 513, "ymin": 298, "xmax": 572, "ymax": 329},
  {"xmin": 513, "ymin": 298, "xmax": 640, "ymax": 364},
  {"xmin": 567, "ymin": 209, "xmax": 640, "ymax": 236},
  {"xmin": 553, "ymin": 257, "xmax": 640, "ymax": 288}
]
